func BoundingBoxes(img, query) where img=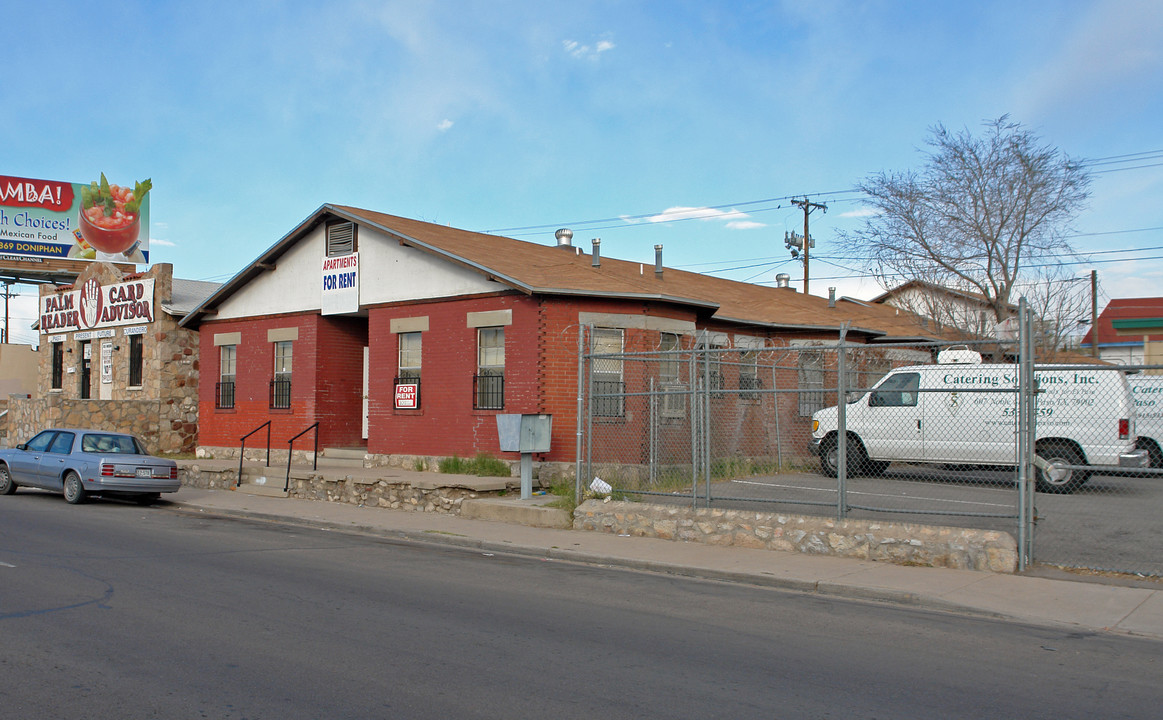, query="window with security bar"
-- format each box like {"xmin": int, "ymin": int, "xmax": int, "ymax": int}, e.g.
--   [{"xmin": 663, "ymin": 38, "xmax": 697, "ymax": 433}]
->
[
  {"xmin": 217, "ymin": 345, "xmax": 236, "ymax": 409},
  {"xmin": 128, "ymin": 335, "xmax": 143, "ymax": 387},
  {"xmin": 798, "ymin": 349, "xmax": 824, "ymax": 416},
  {"xmin": 270, "ymin": 340, "xmax": 292, "ymax": 409},
  {"xmin": 51, "ymin": 342, "xmax": 63, "ymax": 390},
  {"xmin": 396, "ymin": 331, "xmax": 422, "ymax": 406},
  {"xmin": 593, "ymin": 328, "xmax": 624, "ymax": 417},
  {"xmin": 474, "ymin": 327, "xmax": 504, "ymax": 409}
]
